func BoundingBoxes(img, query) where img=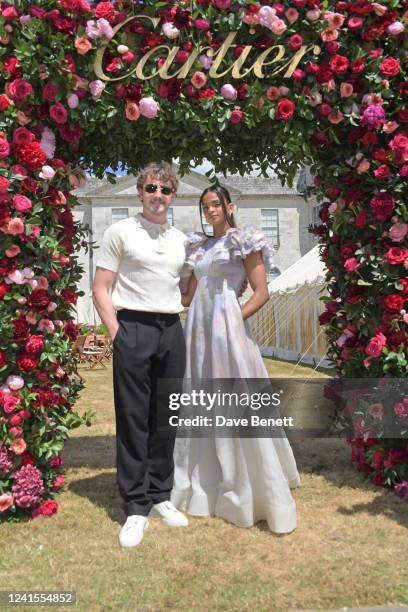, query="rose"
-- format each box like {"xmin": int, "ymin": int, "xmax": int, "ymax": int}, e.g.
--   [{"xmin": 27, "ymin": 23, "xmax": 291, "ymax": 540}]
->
[
  {"xmin": 0, "ymin": 494, "xmax": 13, "ymax": 513},
  {"xmin": 16, "ymin": 353, "xmax": 39, "ymax": 372},
  {"xmin": 31, "ymin": 500, "xmax": 58, "ymax": 518},
  {"xmin": 49, "ymin": 103, "xmax": 68, "ymax": 124},
  {"xmin": 394, "ymin": 402, "xmax": 408, "ymax": 418},
  {"xmin": 125, "ymin": 102, "xmax": 140, "ymax": 121},
  {"xmin": 329, "ymin": 54, "xmax": 349, "ymax": 74},
  {"xmin": 27, "ymin": 289, "xmax": 51, "ymax": 310},
  {"xmin": 379, "ymin": 57, "xmax": 400, "ymax": 77},
  {"xmin": 191, "ymin": 71, "xmax": 207, "ymax": 89},
  {"xmin": 139, "ymin": 97, "xmax": 159, "ymax": 119},
  {"xmin": 12, "ymin": 318, "xmax": 30, "ymax": 342},
  {"xmin": 385, "ymin": 247, "xmax": 408, "ymax": 265},
  {"xmin": 60, "ymin": 288, "xmax": 78, "ymax": 304},
  {"xmin": 344, "ymin": 257, "xmax": 361, "ymax": 272},
  {"xmin": 0, "ymin": 138, "xmax": 10, "ymax": 159},
  {"xmin": 275, "ymin": 99, "xmax": 295, "ymax": 121},
  {"xmin": 16, "ymin": 142, "xmax": 47, "ymax": 170},
  {"xmin": 75, "ymin": 37, "xmax": 92, "ymax": 55},
  {"xmin": 365, "ymin": 332, "xmax": 386, "ymax": 358},
  {"xmin": 6, "ymin": 79, "xmax": 33, "ymax": 102},
  {"xmin": 39, "ymin": 165, "xmax": 56, "ymax": 180},
  {"xmin": 0, "ymin": 351, "xmax": 6, "ymax": 368},
  {"xmin": 11, "ymin": 438, "xmax": 27, "ymax": 455},
  {"xmin": 389, "ymin": 133, "xmax": 408, "ymax": 152},
  {"xmin": 3, "ymin": 395, "xmax": 20, "ymax": 414},
  {"xmin": 6, "ymin": 375, "xmax": 24, "ymax": 391},
  {"xmin": 230, "ymin": 110, "xmax": 243, "ymax": 125},
  {"xmin": 370, "ymin": 192, "xmax": 396, "ymax": 221},
  {"xmin": 25, "ymin": 335, "xmax": 44, "ymax": 355},
  {"xmin": 221, "ymin": 84, "xmax": 237, "ymax": 100},
  {"xmin": 12, "ymin": 127, "xmax": 35, "ymax": 146},
  {"xmin": 383, "ymin": 294, "xmax": 405, "ymax": 312},
  {"xmin": 374, "ymin": 164, "xmax": 391, "ymax": 179},
  {"xmin": 389, "ymin": 223, "xmax": 408, "ymax": 243},
  {"xmin": 13, "ymin": 194, "xmax": 32, "ymax": 213},
  {"xmin": 89, "ymin": 80, "xmax": 105, "ymax": 98},
  {"xmin": 368, "ymin": 403, "xmax": 384, "ymax": 420},
  {"xmin": 0, "ymin": 177, "xmax": 9, "ymax": 192}
]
